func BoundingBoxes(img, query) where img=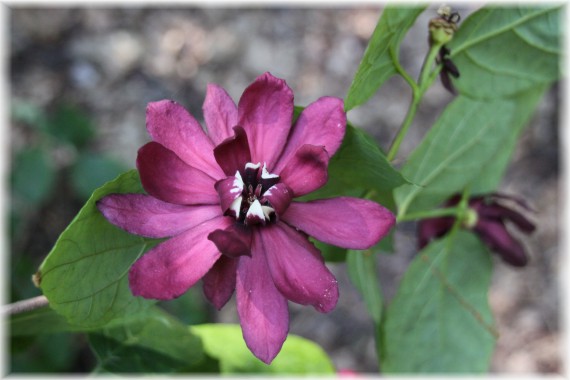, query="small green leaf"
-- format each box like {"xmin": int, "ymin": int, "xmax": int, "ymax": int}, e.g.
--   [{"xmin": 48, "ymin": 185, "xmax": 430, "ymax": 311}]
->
[
  {"xmin": 449, "ymin": 6, "xmax": 562, "ymax": 99},
  {"xmin": 345, "ymin": 5, "xmax": 426, "ymax": 111},
  {"xmin": 395, "ymin": 87, "xmax": 548, "ymax": 215},
  {"xmin": 38, "ymin": 170, "xmax": 160, "ymax": 327},
  {"xmin": 11, "ymin": 147, "xmax": 56, "ymax": 206},
  {"xmin": 381, "ymin": 231, "xmax": 496, "ymax": 373},
  {"xmin": 89, "ymin": 307, "xmax": 216, "ymax": 373},
  {"xmin": 313, "ymin": 239, "xmax": 347, "ymax": 262},
  {"xmin": 70, "ymin": 153, "xmax": 127, "ymax": 200},
  {"xmin": 47, "ymin": 104, "xmax": 95, "ymax": 148},
  {"xmin": 191, "ymin": 324, "xmax": 335, "ymax": 374}
]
